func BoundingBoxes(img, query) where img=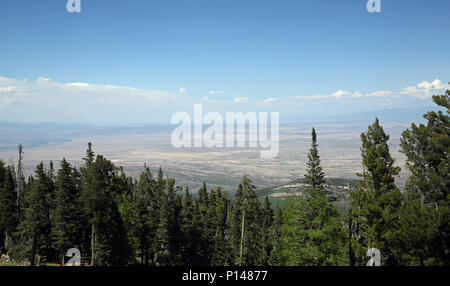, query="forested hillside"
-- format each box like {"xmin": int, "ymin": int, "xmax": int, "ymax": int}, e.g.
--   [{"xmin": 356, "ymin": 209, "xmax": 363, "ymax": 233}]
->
[{"xmin": 0, "ymin": 90, "xmax": 448, "ymax": 266}]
